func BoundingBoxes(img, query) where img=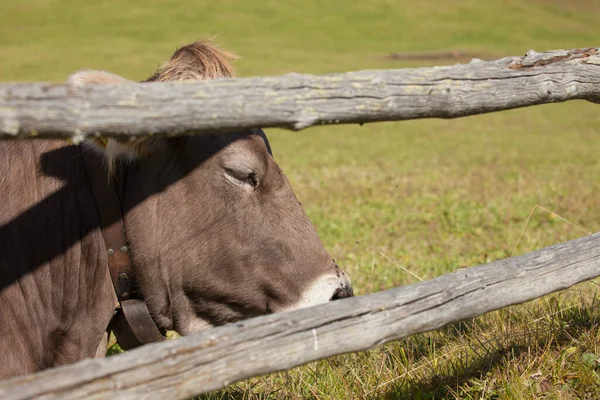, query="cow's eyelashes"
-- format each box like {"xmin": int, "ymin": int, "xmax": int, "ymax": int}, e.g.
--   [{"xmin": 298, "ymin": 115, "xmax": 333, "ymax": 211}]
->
[{"xmin": 225, "ymin": 168, "xmax": 258, "ymax": 188}]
